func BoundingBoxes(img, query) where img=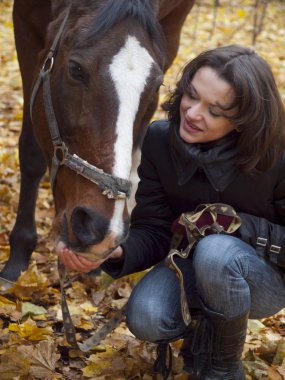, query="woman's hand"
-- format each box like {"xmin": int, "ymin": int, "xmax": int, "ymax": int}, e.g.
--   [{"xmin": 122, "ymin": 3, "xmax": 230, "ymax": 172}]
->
[{"xmin": 57, "ymin": 245, "xmax": 124, "ymax": 273}]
